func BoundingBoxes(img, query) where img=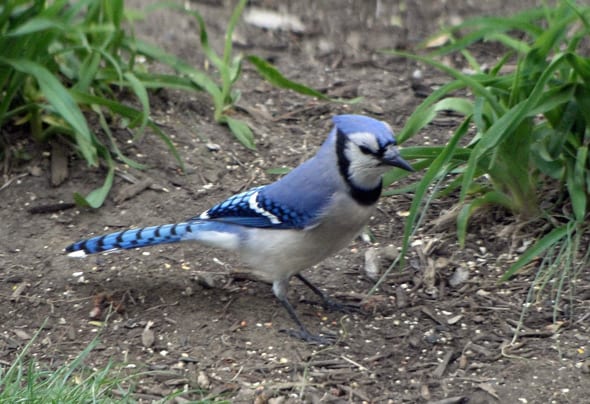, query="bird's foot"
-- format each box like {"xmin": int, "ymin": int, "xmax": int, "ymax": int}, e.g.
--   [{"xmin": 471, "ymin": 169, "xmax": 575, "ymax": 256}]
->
[
  {"xmin": 301, "ymin": 298, "xmax": 361, "ymax": 314},
  {"xmin": 279, "ymin": 328, "xmax": 337, "ymax": 345},
  {"xmin": 324, "ymin": 299, "xmax": 361, "ymax": 314}
]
